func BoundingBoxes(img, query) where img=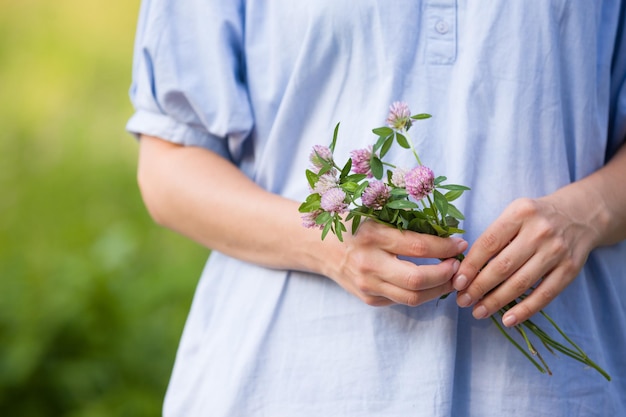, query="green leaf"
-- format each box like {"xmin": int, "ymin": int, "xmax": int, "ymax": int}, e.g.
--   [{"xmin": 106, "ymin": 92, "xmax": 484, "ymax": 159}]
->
[
  {"xmin": 351, "ymin": 214, "xmax": 362, "ymax": 234},
  {"xmin": 340, "ymin": 158, "xmax": 352, "ymax": 179},
  {"xmin": 315, "ymin": 211, "xmax": 331, "ymax": 224},
  {"xmin": 373, "ymin": 134, "xmax": 388, "ymax": 152},
  {"xmin": 298, "ymin": 193, "xmax": 321, "ymax": 212},
  {"xmin": 334, "ymin": 216, "xmax": 345, "ymax": 241},
  {"xmin": 330, "ymin": 122, "xmax": 340, "ymax": 152},
  {"xmin": 431, "ymin": 223, "xmax": 449, "ymax": 237},
  {"xmin": 386, "ymin": 200, "xmax": 420, "ymax": 210},
  {"xmin": 390, "ymin": 187, "xmax": 408, "ymax": 197},
  {"xmin": 411, "ymin": 113, "xmax": 432, "ymax": 120},
  {"xmin": 321, "ymin": 221, "xmax": 333, "ymax": 240},
  {"xmin": 438, "ymin": 184, "xmax": 471, "ymax": 191},
  {"xmin": 318, "ymin": 163, "xmax": 333, "ymax": 176},
  {"xmin": 433, "ymin": 189, "xmax": 449, "ymax": 218},
  {"xmin": 380, "ymin": 135, "xmax": 394, "ymax": 158},
  {"xmin": 341, "ymin": 181, "xmax": 359, "ymax": 193},
  {"xmin": 446, "ymin": 227, "xmax": 465, "ymax": 235},
  {"xmin": 405, "ymin": 209, "xmax": 428, "ymax": 220},
  {"xmin": 372, "ymin": 126, "xmax": 394, "ymax": 137},
  {"xmin": 379, "ymin": 207, "xmax": 391, "ymax": 222},
  {"xmin": 395, "ymin": 132, "xmax": 411, "ymax": 149},
  {"xmin": 305, "ymin": 169, "xmax": 319, "ymax": 189},
  {"xmin": 444, "ymin": 215, "xmax": 459, "ymax": 228},
  {"xmin": 446, "ymin": 203, "xmax": 465, "ymax": 220},
  {"xmin": 354, "ymin": 180, "xmax": 369, "ymax": 198},
  {"xmin": 408, "ymin": 218, "xmax": 436, "ymax": 235},
  {"xmin": 423, "ymin": 207, "xmax": 436, "ymax": 218},
  {"xmin": 444, "ymin": 189, "xmax": 464, "ymax": 202},
  {"xmin": 370, "ymin": 156, "xmax": 383, "ymax": 179},
  {"xmin": 434, "ymin": 175, "xmax": 447, "ymax": 186},
  {"xmin": 343, "ymin": 173, "xmax": 367, "ymax": 183}
]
